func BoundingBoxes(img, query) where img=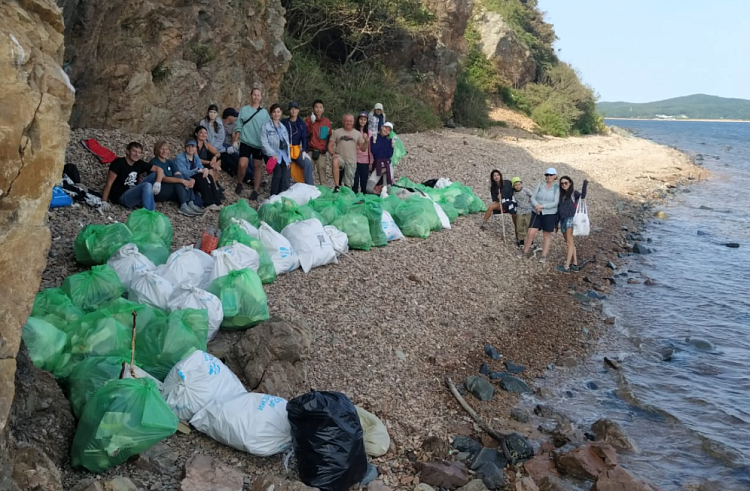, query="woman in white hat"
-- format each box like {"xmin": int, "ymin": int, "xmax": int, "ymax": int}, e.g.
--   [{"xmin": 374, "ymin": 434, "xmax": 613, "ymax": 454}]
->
[
  {"xmin": 520, "ymin": 167, "xmax": 560, "ymax": 263},
  {"xmin": 368, "ymin": 103, "xmax": 386, "ymax": 141}
]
